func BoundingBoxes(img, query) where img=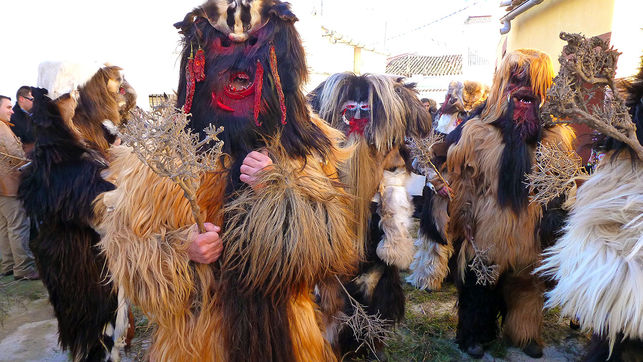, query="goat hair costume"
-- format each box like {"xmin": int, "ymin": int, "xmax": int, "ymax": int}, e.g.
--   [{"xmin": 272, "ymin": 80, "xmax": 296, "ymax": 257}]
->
[
  {"xmin": 96, "ymin": 1, "xmax": 357, "ymax": 361},
  {"xmin": 308, "ymin": 72, "xmax": 431, "ymax": 356},
  {"xmin": 445, "ymin": 49, "xmax": 575, "ymax": 358},
  {"xmin": 18, "ymin": 66, "xmax": 136, "ymax": 361},
  {"xmin": 537, "ymin": 59, "xmax": 643, "ymax": 359}
]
